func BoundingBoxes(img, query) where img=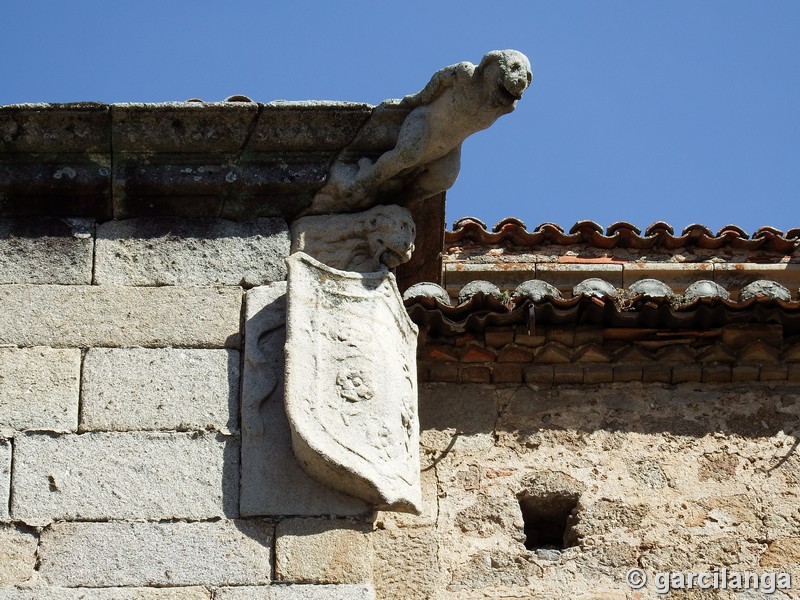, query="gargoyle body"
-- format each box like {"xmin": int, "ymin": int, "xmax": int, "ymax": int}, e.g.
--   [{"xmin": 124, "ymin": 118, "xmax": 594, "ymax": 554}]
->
[{"xmin": 310, "ymin": 49, "xmax": 532, "ymax": 213}]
